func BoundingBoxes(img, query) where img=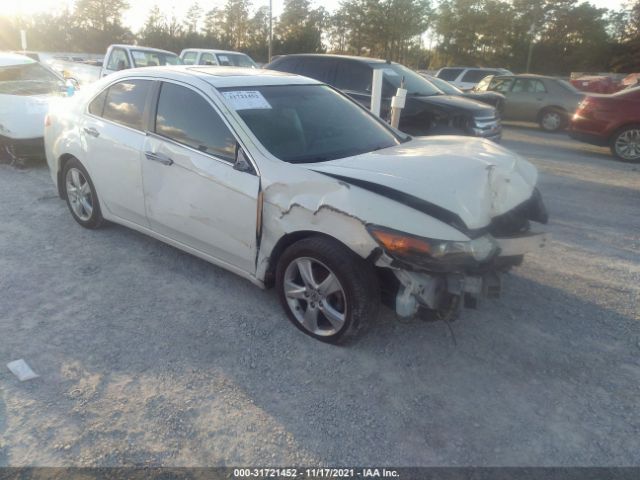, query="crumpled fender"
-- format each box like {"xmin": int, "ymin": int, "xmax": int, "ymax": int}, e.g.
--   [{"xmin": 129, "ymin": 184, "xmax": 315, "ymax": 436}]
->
[{"xmin": 254, "ymin": 163, "xmax": 469, "ymax": 281}]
